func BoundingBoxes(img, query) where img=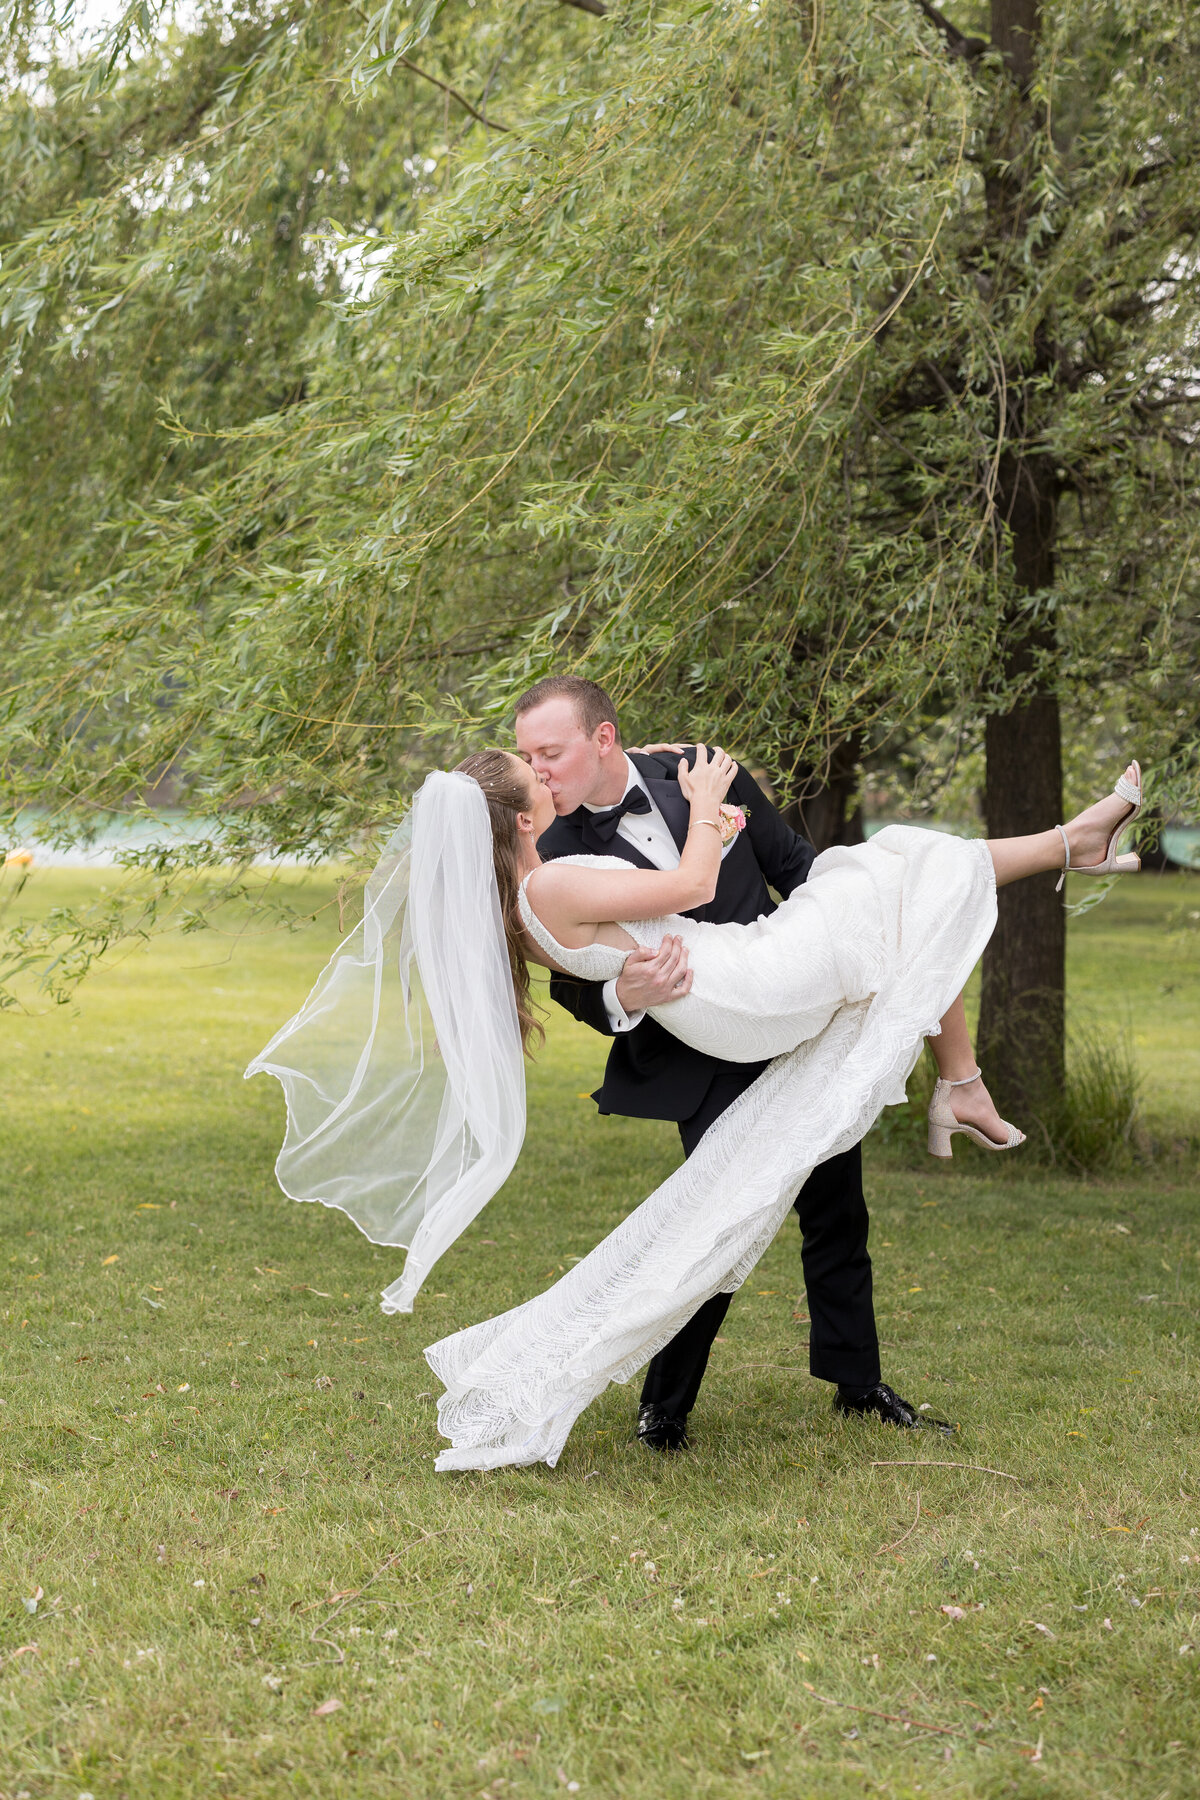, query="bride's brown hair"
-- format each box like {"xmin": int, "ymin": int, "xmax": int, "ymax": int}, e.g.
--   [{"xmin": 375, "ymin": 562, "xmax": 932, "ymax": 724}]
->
[{"xmin": 454, "ymin": 749, "xmax": 545, "ymax": 1054}]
